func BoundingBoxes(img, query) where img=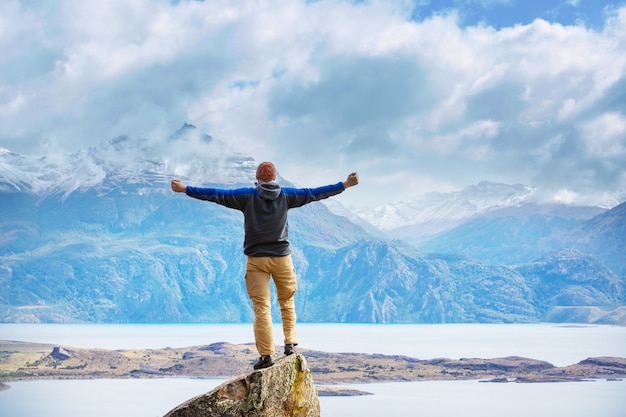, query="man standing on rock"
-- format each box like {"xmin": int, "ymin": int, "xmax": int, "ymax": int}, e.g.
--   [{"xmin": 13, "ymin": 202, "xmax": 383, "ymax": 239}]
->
[{"xmin": 171, "ymin": 162, "xmax": 359, "ymax": 369}]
